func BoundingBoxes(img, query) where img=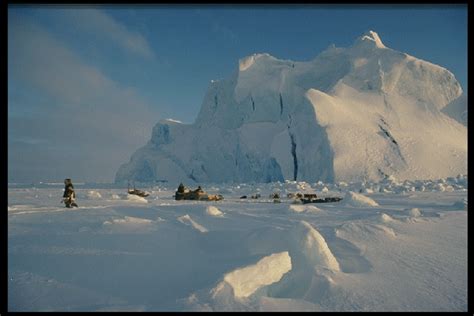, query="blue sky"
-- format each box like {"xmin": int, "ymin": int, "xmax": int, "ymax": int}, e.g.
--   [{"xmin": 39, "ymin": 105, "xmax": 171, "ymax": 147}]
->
[{"xmin": 8, "ymin": 5, "xmax": 467, "ymax": 183}]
